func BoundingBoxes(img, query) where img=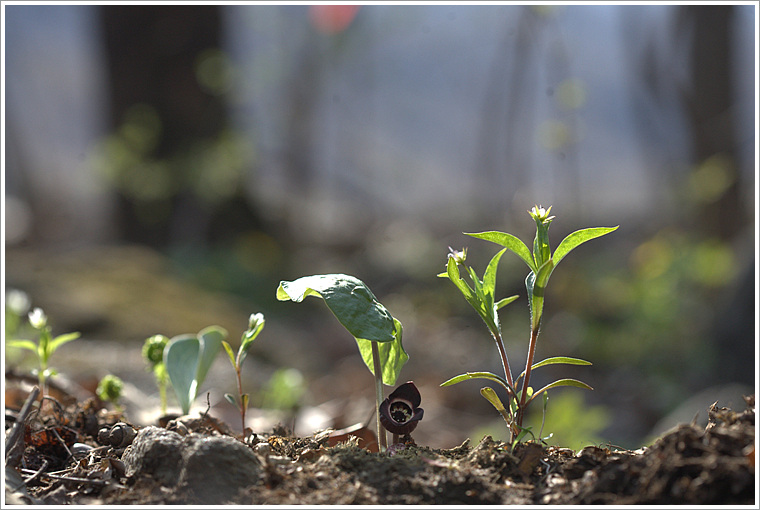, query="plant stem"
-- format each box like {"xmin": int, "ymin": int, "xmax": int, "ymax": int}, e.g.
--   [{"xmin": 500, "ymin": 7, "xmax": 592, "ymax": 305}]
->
[
  {"xmin": 371, "ymin": 341, "xmax": 387, "ymax": 452},
  {"xmin": 517, "ymin": 325, "xmax": 540, "ymax": 427},
  {"xmin": 236, "ymin": 367, "xmax": 246, "ymax": 434},
  {"xmin": 492, "ymin": 330, "xmax": 514, "ymax": 389}
]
